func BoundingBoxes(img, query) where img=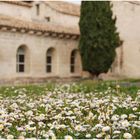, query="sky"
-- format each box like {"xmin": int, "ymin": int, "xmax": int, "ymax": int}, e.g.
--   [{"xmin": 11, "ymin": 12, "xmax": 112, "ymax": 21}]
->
[{"xmin": 65, "ymin": 0, "xmax": 81, "ymax": 4}]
